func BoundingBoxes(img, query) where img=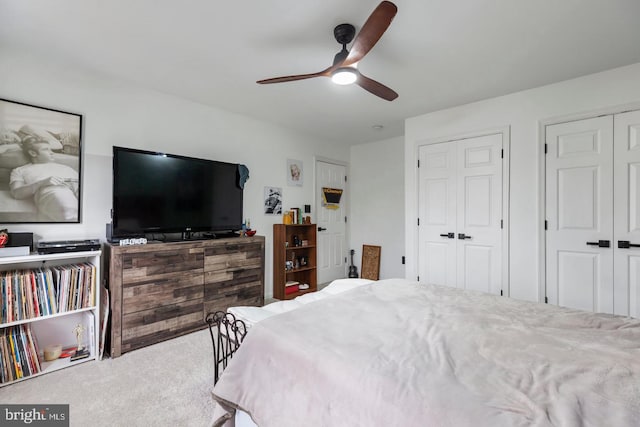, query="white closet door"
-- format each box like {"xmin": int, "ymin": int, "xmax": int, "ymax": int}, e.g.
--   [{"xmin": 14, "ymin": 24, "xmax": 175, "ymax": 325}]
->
[
  {"xmin": 418, "ymin": 142, "xmax": 457, "ymax": 287},
  {"xmin": 456, "ymin": 134, "xmax": 503, "ymax": 294},
  {"xmin": 418, "ymin": 134, "xmax": 503, "ymax": 293},
  {"xmin": 545, "ymin": 116, "xmax": 614, "ymax": 313},
  {"xmin": 316, "ymin": 161, "xmax": 347, "ymax": 284},
  {"xmin": 614, "ymin": 110, "xmax": 640, "ymax": 317}
]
